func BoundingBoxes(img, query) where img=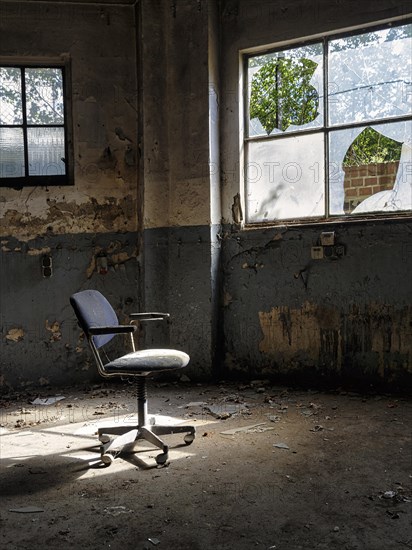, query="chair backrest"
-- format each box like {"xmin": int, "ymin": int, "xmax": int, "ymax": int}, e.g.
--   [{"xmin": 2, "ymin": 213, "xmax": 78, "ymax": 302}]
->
[{"xmin": 70, "ymin": 290, "xmax": 119, "ymax": 349}]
